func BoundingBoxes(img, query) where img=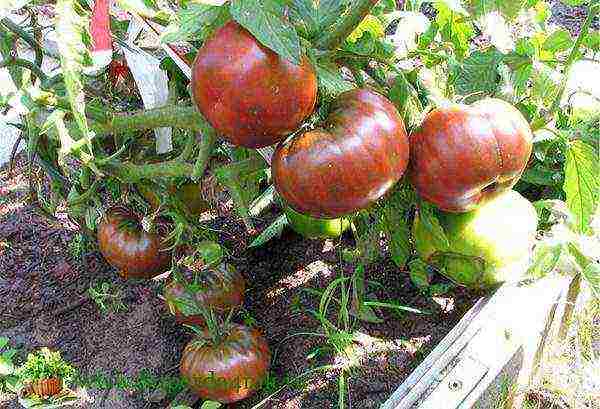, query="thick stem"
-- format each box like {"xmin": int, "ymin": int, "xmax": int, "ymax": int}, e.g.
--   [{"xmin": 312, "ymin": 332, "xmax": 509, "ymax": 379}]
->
[
  {"xmin": 105, "ymin": 160, "xmax": 195, "ymax": 182},
  {"xmin": 66, "ymin": 105, "xmax": 209, "ymax": 154},
  {"xmin": 192, "ymin": 130, "xmax": 216, "ymax": 181},
  {"xmin": 531, "ymin": 3, "xmax": 598, "ymax": 130},
  {"xmin": 314, "ymin": 0, "xmax": 379, "ymax": 50}
]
